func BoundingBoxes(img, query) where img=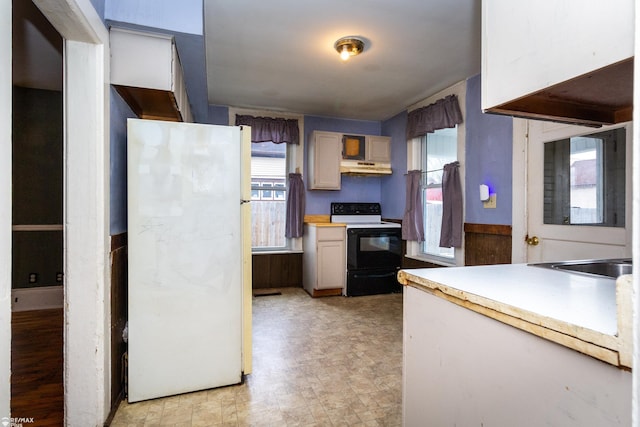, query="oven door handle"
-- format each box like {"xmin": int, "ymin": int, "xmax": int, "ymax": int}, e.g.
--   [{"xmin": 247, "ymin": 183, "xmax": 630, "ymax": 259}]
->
[{"xmin": 353, "ymin": 271, "xmax": 398, "ymax": 279}]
